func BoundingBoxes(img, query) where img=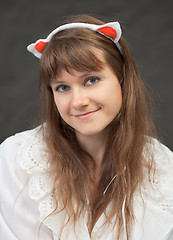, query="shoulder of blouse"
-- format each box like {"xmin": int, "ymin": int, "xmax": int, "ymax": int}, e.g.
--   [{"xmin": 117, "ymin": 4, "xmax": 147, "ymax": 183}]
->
[
  {"xmin": 0, "ymin": 125, "xmax": 56, "ymax": 221},
  {"xmin": 140, "ymin": 137, "xmax": 173, "ymax": 215}
]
